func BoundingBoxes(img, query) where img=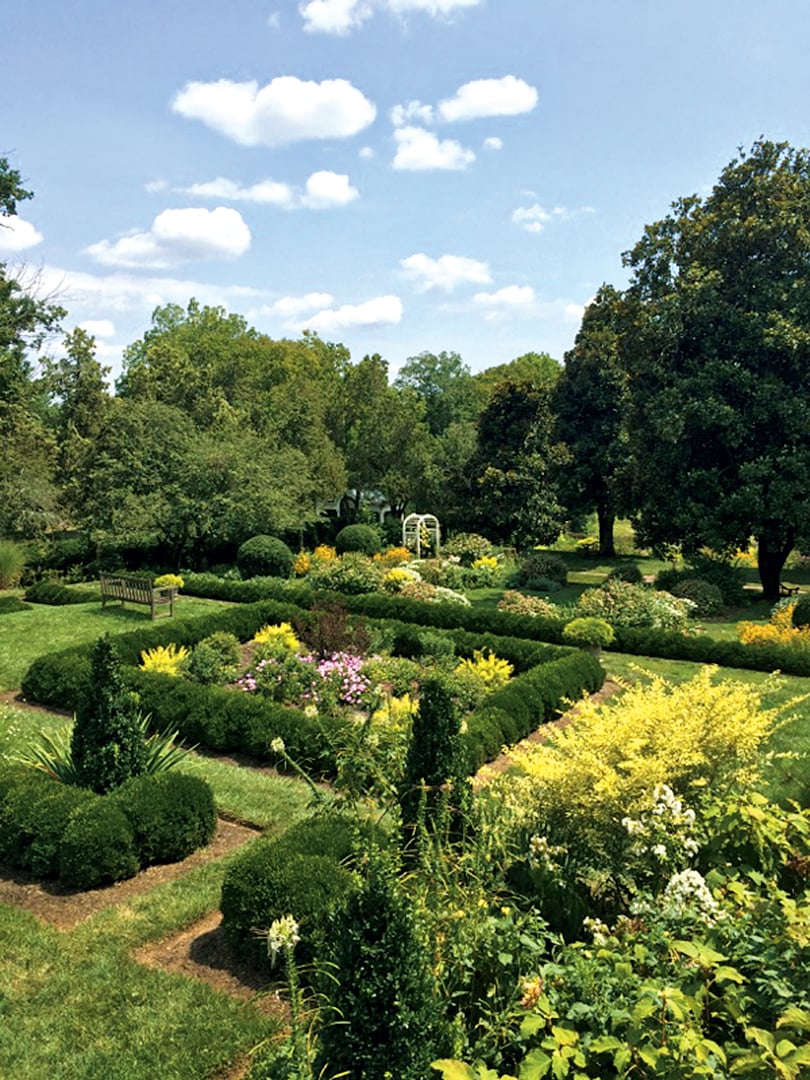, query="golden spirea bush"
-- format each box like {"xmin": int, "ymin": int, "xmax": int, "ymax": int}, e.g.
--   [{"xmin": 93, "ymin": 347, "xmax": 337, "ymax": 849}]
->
[{"xmin": 497, "ymin": 667, "xmax": 785, "ymax": 836}]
